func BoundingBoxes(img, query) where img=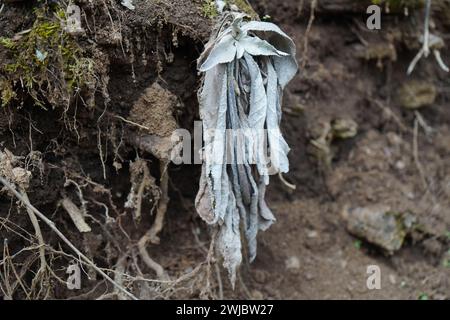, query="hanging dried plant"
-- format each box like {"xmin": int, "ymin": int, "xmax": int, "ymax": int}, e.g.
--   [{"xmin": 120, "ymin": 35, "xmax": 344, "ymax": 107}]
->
[{"xmin": 195, "ymin": 9, "xmax": 298, "ymax": 285}]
